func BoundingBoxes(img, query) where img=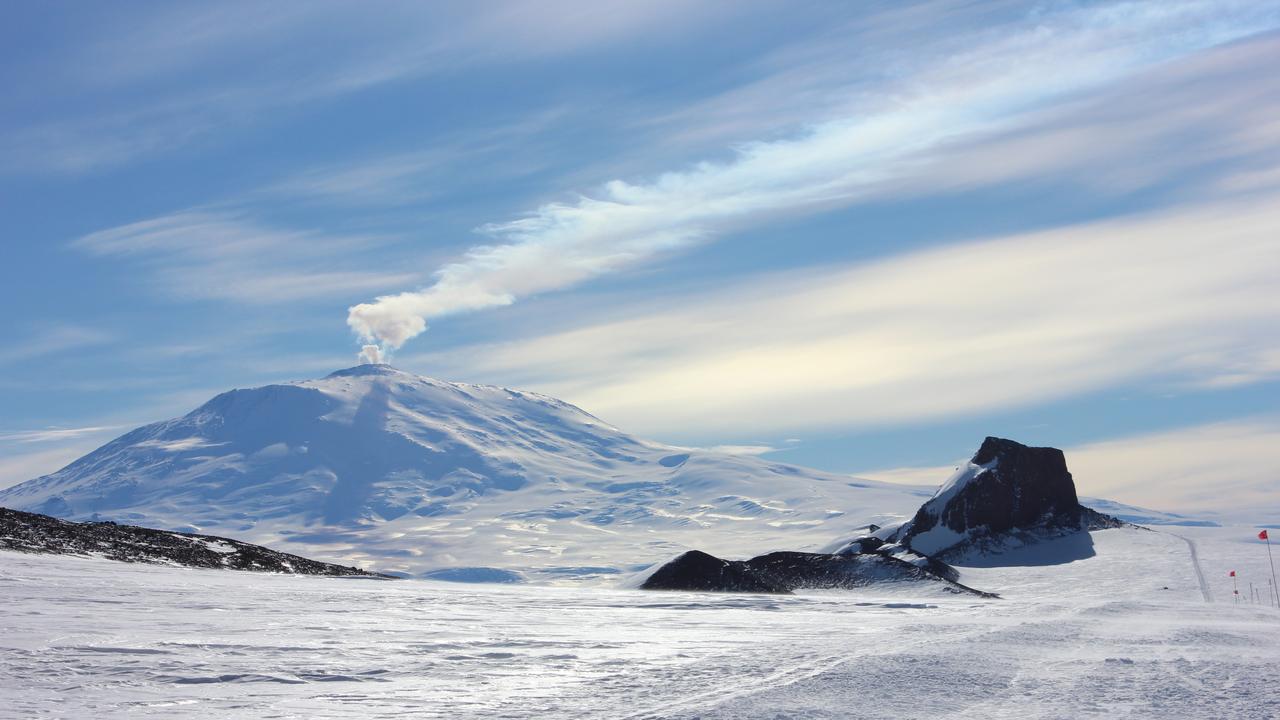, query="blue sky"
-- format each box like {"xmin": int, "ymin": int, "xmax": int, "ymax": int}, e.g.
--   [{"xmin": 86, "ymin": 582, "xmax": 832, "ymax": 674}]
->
[{"xmin": 3, "ymin": 1, "xmax": 1279, "ymax": 518}]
